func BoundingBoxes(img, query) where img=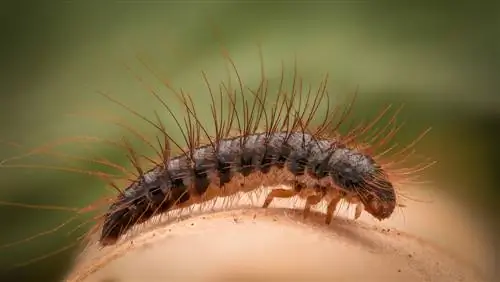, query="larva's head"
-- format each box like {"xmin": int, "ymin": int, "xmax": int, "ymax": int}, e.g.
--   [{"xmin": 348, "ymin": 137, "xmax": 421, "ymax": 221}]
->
[
  {"xmin": 327, "ymin": 148, "xmax": 397, "ymax": 220},
  {"xmin": 359, "ymin": 176, "xmax": 397, "ymax": 220}
]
